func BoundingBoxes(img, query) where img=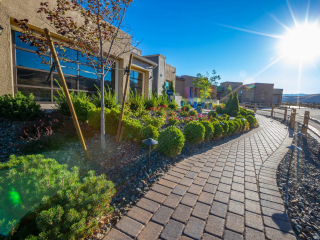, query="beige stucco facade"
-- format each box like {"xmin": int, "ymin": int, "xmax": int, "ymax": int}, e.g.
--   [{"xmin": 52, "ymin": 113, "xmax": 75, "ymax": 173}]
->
[{"xmin": 0, "ymin": 0, "xmax": 133, "ymax": 101}]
